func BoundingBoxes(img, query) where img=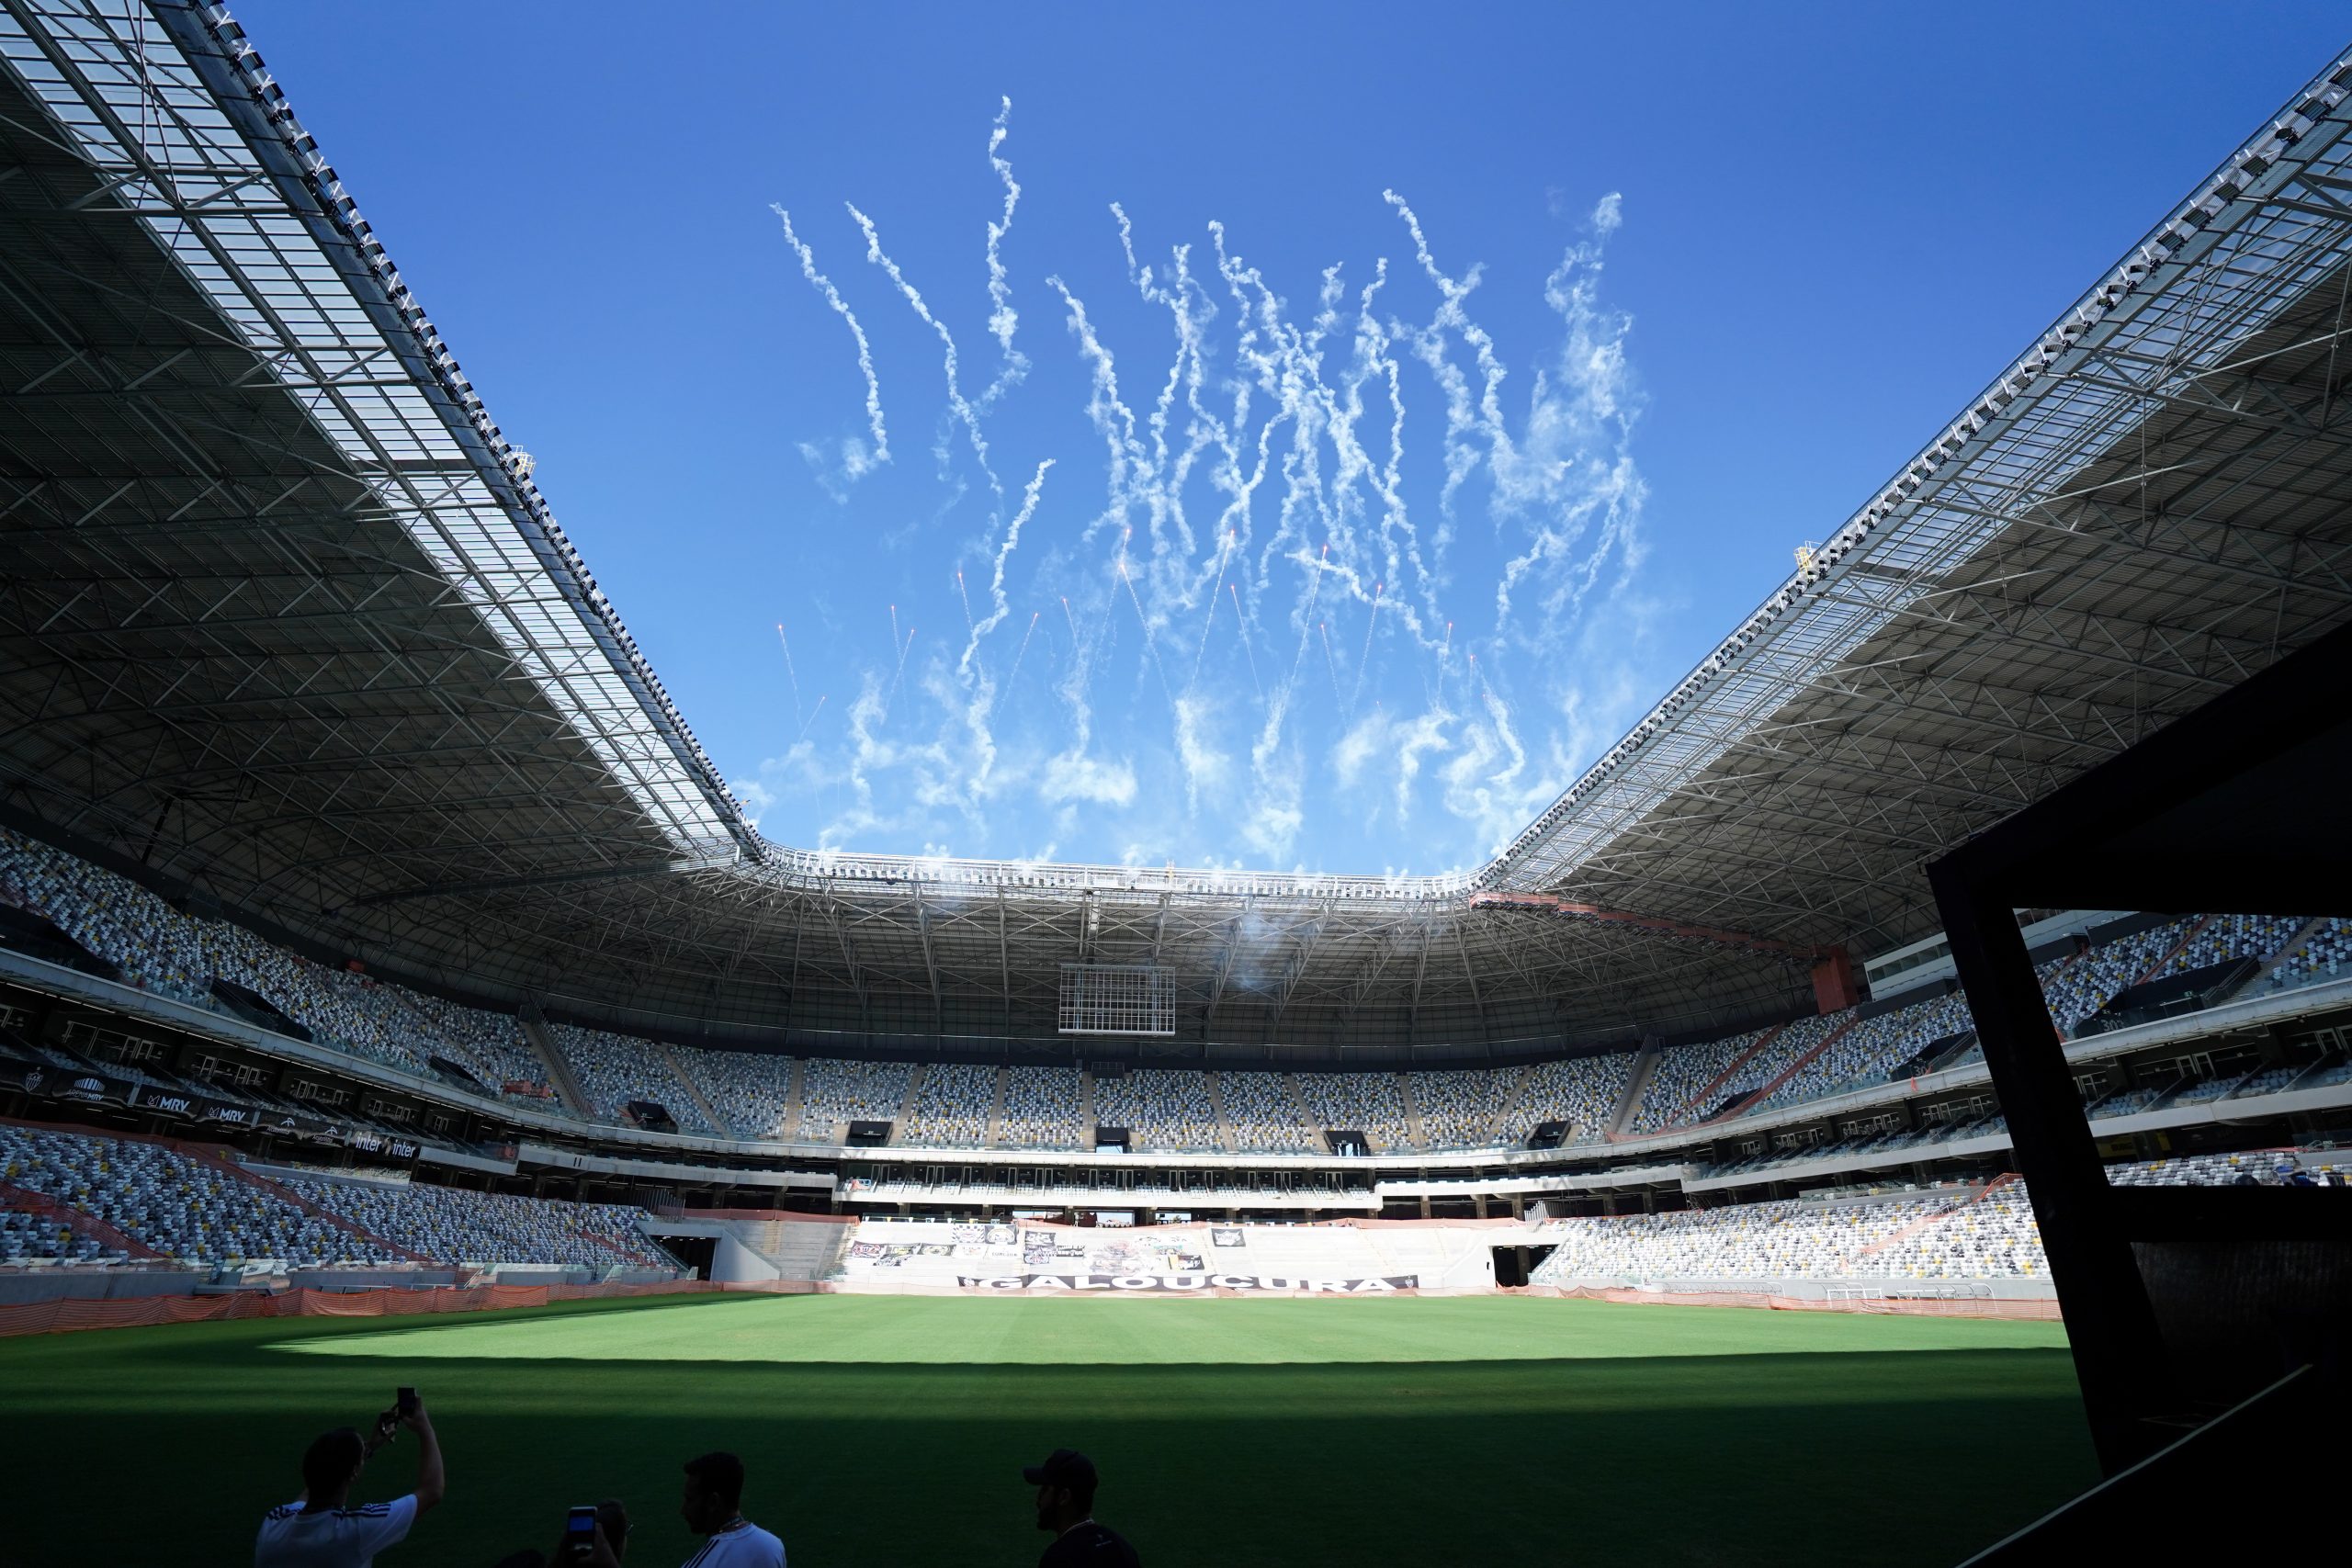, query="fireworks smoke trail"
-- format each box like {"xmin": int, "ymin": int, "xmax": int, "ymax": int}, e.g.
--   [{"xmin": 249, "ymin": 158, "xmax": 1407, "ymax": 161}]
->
[
  {"xmin": 962, "ymin": 459, "xmax": 1054, "ymax": 676},
  {"xmin": 1229, "ymin": 582, "xmax": 1262, "ymax": 697},
  {"xmin": 1351, "ymin": 581, "xmax": 1384, "ymax": 712},
  {"xmin": 1058, "ymin": 595, "xmax": 1088, "ymax": 694},
  {"xmin": 978, "ymin": 96, "xmax": 1028, "ymax": 409},
  {"xmin": 1120, "ymin": 560, "xmax": 1174, "ymax": 705},
  {"xmin": 1187, "ymin": 529, "xmax": 1237, "ymax": 693},
  {"xmin": 888, "ymin": 603, "xmax": 900, "ymax": 657},
  {"xmin": 772, "ymin": 207, "xmax": 888, "ymax": 472},
  {"xmin": 884, "ymin": 626, "xmax": 916, "ymax": 717},
  {"xmin": 794, "ymin": 693, "xmax": 829, "ymax": 744},
  {"xmin": 774, "ymin": 624, "xmax": 804, "ymax": 728},
  {"xmin": 764, "ymin": 108, "xmax": 1645, "ymax": 867},
  {"xmin": 849, "ymin": 203, "xmax": 999, "ymax": 497},
  {"xmin": 1003, "ymin": 609, "xmax": 1041, "ymax": 697}
]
